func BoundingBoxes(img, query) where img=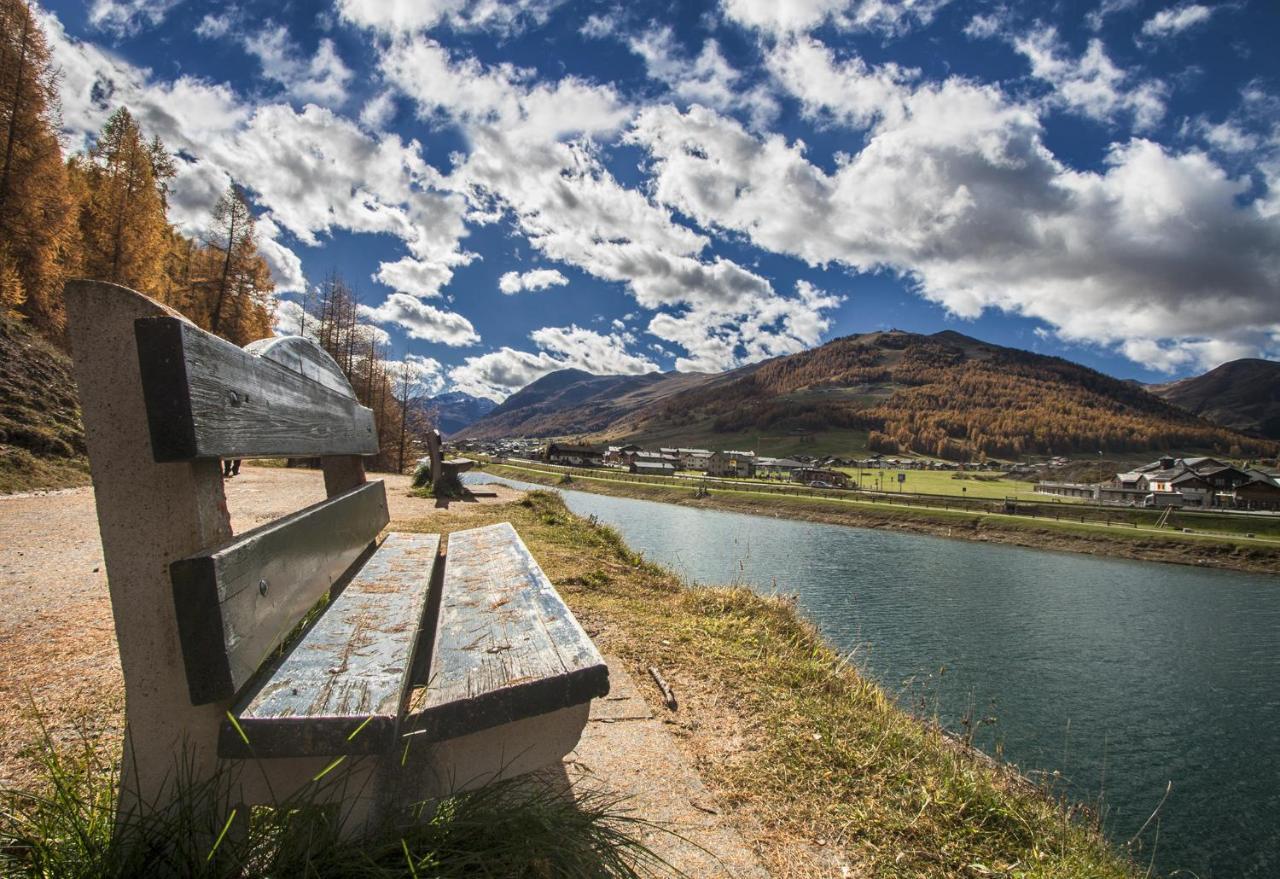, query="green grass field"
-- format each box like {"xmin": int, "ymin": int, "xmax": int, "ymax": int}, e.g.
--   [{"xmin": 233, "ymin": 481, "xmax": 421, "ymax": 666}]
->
[
  {"xmin": 488, "ymin": 460, "xmax": 1280, "ymax": 546},
  {"xmin": 599, "ymin": 422, "xmax": 872, "ymax": 460},
  {"xmin": 838, "ymin": 468, "xmax": 1068, "ymax": 502}
]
